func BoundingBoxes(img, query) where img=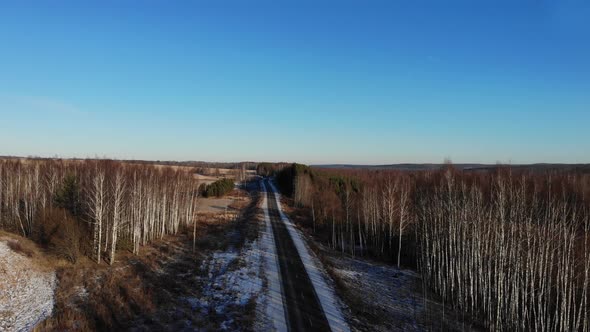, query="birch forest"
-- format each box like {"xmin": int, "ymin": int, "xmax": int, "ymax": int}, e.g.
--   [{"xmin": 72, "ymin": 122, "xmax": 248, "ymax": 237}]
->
[
  {"xmin": 280, "ymin": 164, "xmax": 590, "ymax": 331},
  {"xmin": 0, "ymin": 159, "xmax": 199, "ymax": 264}
]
